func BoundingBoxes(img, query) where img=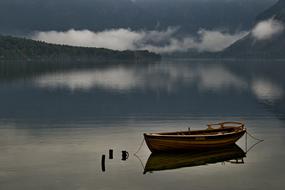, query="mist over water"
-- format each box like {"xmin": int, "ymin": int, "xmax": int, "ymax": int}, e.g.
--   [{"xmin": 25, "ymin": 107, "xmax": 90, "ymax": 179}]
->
[
  {"xmin": 31, "ymin": 17, "xmax": 283, "ymax": 54},
  {"xmin": 32, "ymin": 28, "xmax": 248, "ymax": 53}
]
